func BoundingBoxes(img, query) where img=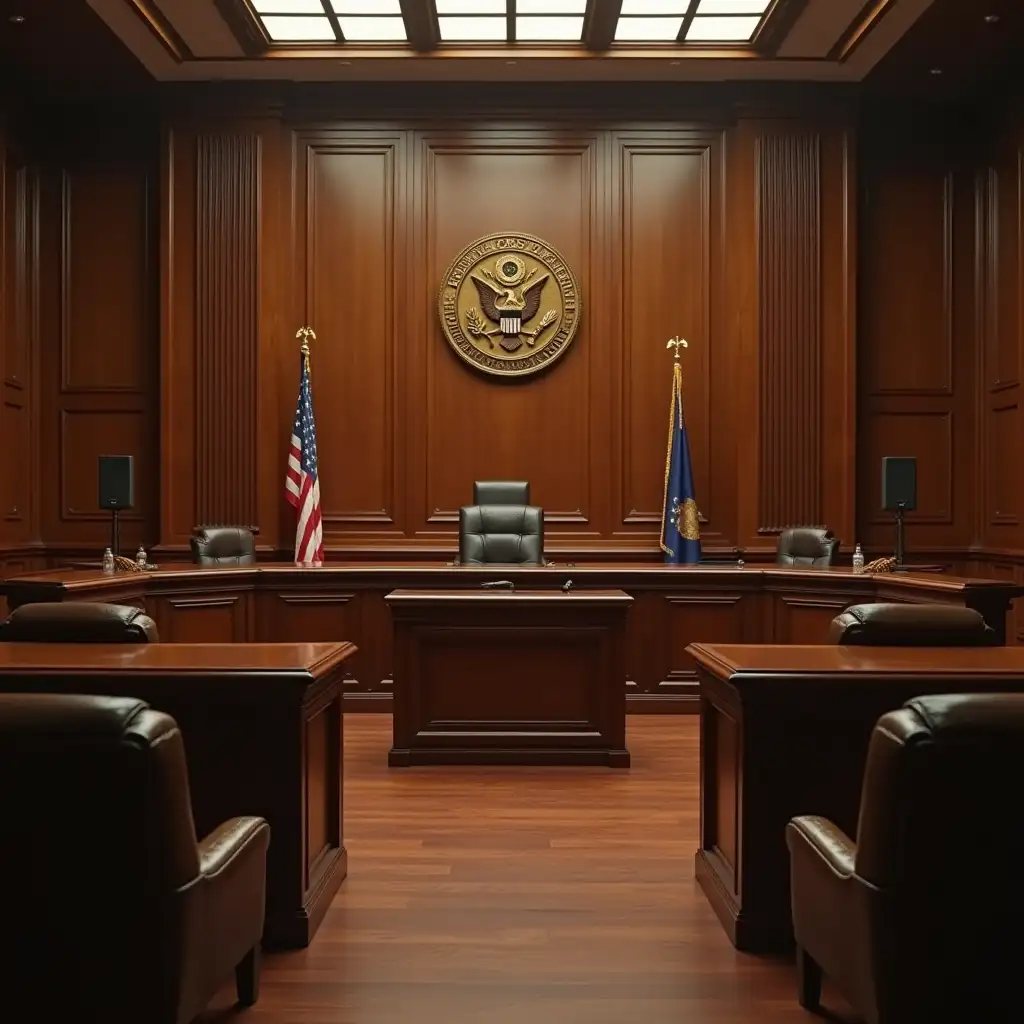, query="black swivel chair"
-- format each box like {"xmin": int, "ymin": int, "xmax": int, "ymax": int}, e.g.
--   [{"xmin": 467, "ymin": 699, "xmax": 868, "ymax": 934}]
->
[
  {"xmin": 776, "ymin": 527, "xmax": 840, "ymax": 567},
  {"xmin": 458, "ymin": 481, "xmax": 545, "ymax": 565}
]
